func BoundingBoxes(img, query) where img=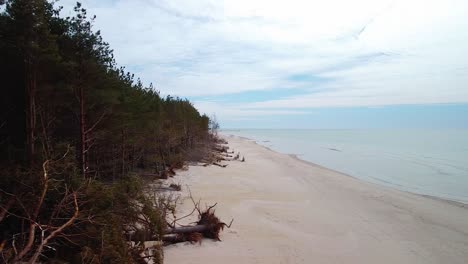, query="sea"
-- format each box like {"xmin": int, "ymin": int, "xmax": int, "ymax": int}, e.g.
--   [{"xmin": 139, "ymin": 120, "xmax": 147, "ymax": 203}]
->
[{"xmin": 222, "ymin": 129, "xmax": 468, "ymax": 204}]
